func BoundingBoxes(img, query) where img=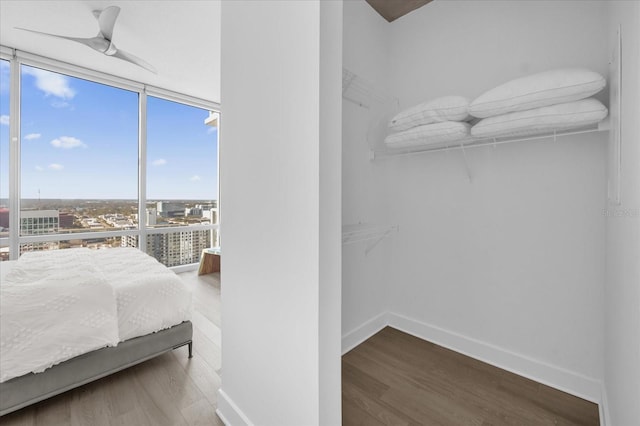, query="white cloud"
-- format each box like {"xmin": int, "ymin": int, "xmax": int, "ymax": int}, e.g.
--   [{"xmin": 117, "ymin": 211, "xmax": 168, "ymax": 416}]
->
[
  {"xmin": 0, "ymin": 115, "xmax": 8, "ymax": 126},
  {"xmin": 152, "ymin": 158, "xmax": 167, "ymax": 166},
  {"xmin": 206, "ymin": 126, "xmax": 217, "ymax": 134},
  {"xmin": 24, "ymin": 133, "xmax": 41, "ymax": 140},
  {"xmin": 23, "ymin": 67, "xmax": 76, "ymax": 100},
  {"xmin": 51, "ymin": 136, "xmax": 86, "ymax": 149},
  {"xmin": 48, "ymin": 163, "xmax": 64, "ymax": 171},
  {"xmin": 190, "ymin": 175, "xmax": 201, "ymax": 182},
  {"xmin": 35, "ymin": 165, "xmax": 44, "ymax": 171}
]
